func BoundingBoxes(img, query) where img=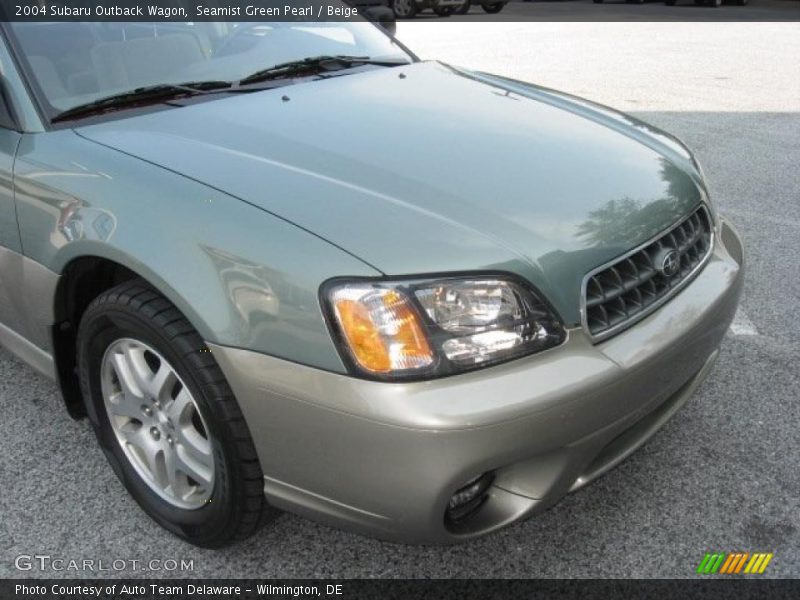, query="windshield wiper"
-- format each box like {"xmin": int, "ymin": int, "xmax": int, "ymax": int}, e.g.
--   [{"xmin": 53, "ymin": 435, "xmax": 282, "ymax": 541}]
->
[
  {"xmin": 51, "ymin": 57, "xmax": 409, "ymax": 123},
  {"xmin": 51, "ymin": 81, "xmax": 234, "ymax": 123},
  {"xmin": 238, "ymin": 55, "xmax": 410, "ymax": 86}
]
